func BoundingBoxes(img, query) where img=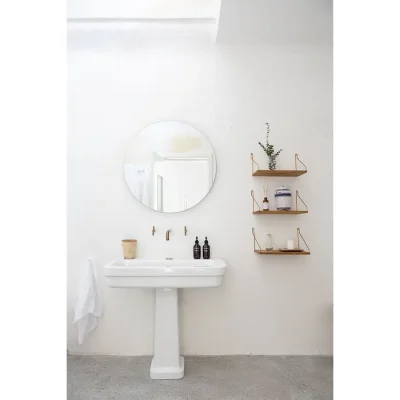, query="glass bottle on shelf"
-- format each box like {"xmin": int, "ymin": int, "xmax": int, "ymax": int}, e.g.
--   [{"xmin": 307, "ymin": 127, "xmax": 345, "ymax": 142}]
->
[
  {"xmin": 262, "ymin": 184, "xmax": 269, "ymax": 211},
  {"xmin": 265, "ymin": 233, "xmax": 273, "ymax": 251},
  {"xmin": 262, "ymin": 196, "xmax": 269, "ymax": 211}
]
